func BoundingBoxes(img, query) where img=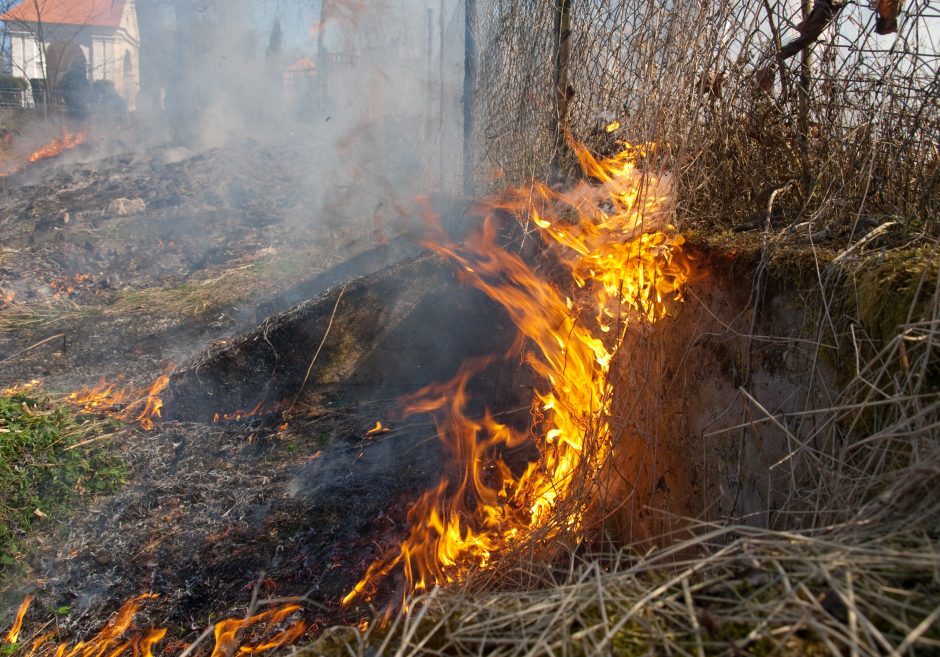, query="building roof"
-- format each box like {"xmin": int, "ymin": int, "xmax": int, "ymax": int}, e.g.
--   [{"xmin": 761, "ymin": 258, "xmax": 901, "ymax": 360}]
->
[{"xmin": 0, "ymin": 0, "xmax": 127, "ymax": 29}]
